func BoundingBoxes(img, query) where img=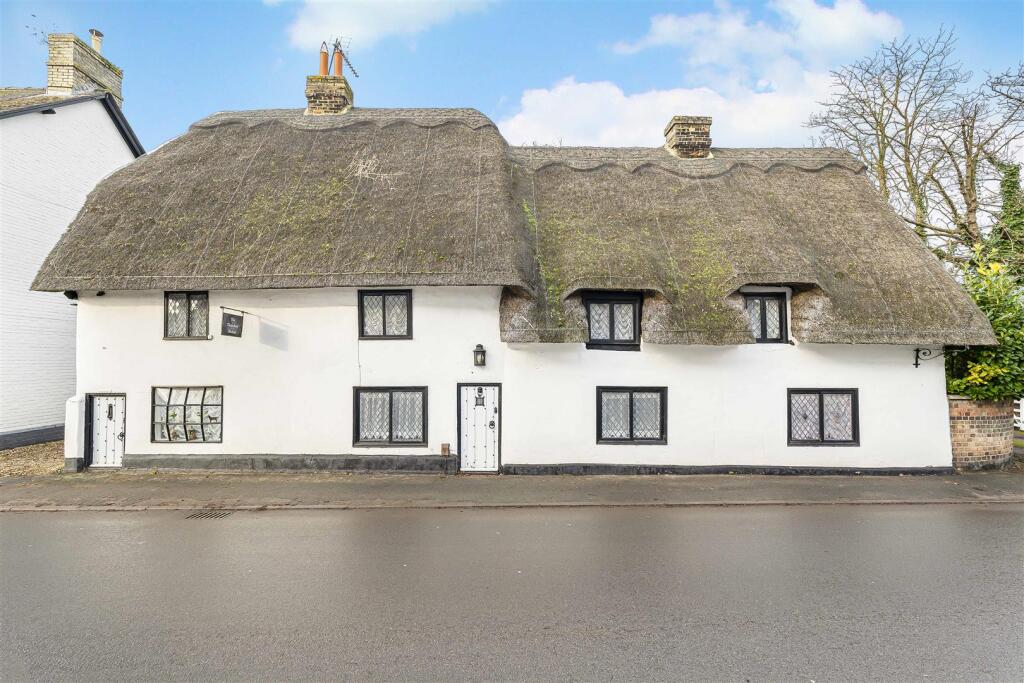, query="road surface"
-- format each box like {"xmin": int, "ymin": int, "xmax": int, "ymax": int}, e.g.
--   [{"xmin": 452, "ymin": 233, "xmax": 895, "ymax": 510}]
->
[{"xmin": 2, "ymin": 505, "xmax": 1022, "ymax": 681}]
